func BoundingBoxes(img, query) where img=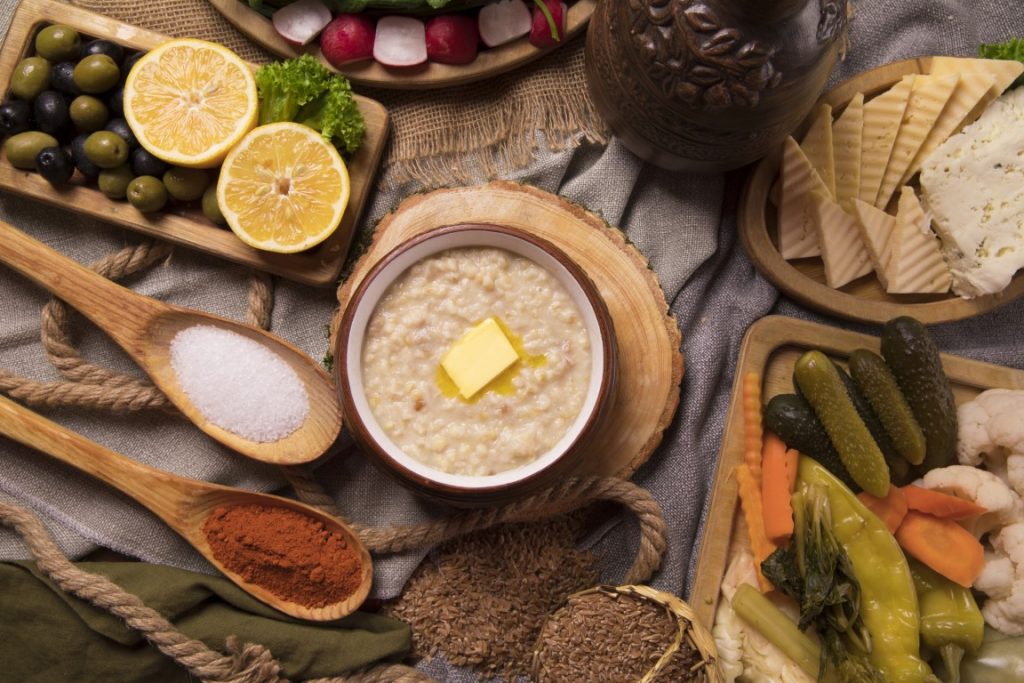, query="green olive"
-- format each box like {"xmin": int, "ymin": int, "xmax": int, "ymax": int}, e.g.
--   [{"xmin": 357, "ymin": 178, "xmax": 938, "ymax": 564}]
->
[
  {"xmin": 97, "ymin": 163, "xmax": 135, "ymax": 199},
  {"xmin": 10, "ymin": 57, "xmax": 51, "ymax": 101},
  {"xmin": 83, "ymin": 130, "xmax": 128, "ymax": 169},
  {"xmin": 163, "ymin": 167, "xmax": 209, "ymax": 202},
  {"xmin": 69, "ymin": 95, "xmax": 109, "ymax": 132},
  {"xmin": 34, "ymin": 25, "xmax": 81, "ymax": 62},
  {"xmin": 126, "ymin": 175, "xmax": 167, "ymax": 213},
  {"xmin": 4, "ymin": 131, "xmax": 59, "ymax": 169},
  {"xmin": 72, "ymin": 54, "xmax": 119, "ymax": 94},
  {"xmin": 201, "ymin": 184, "xmax": 226, "ymax": 225}
]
